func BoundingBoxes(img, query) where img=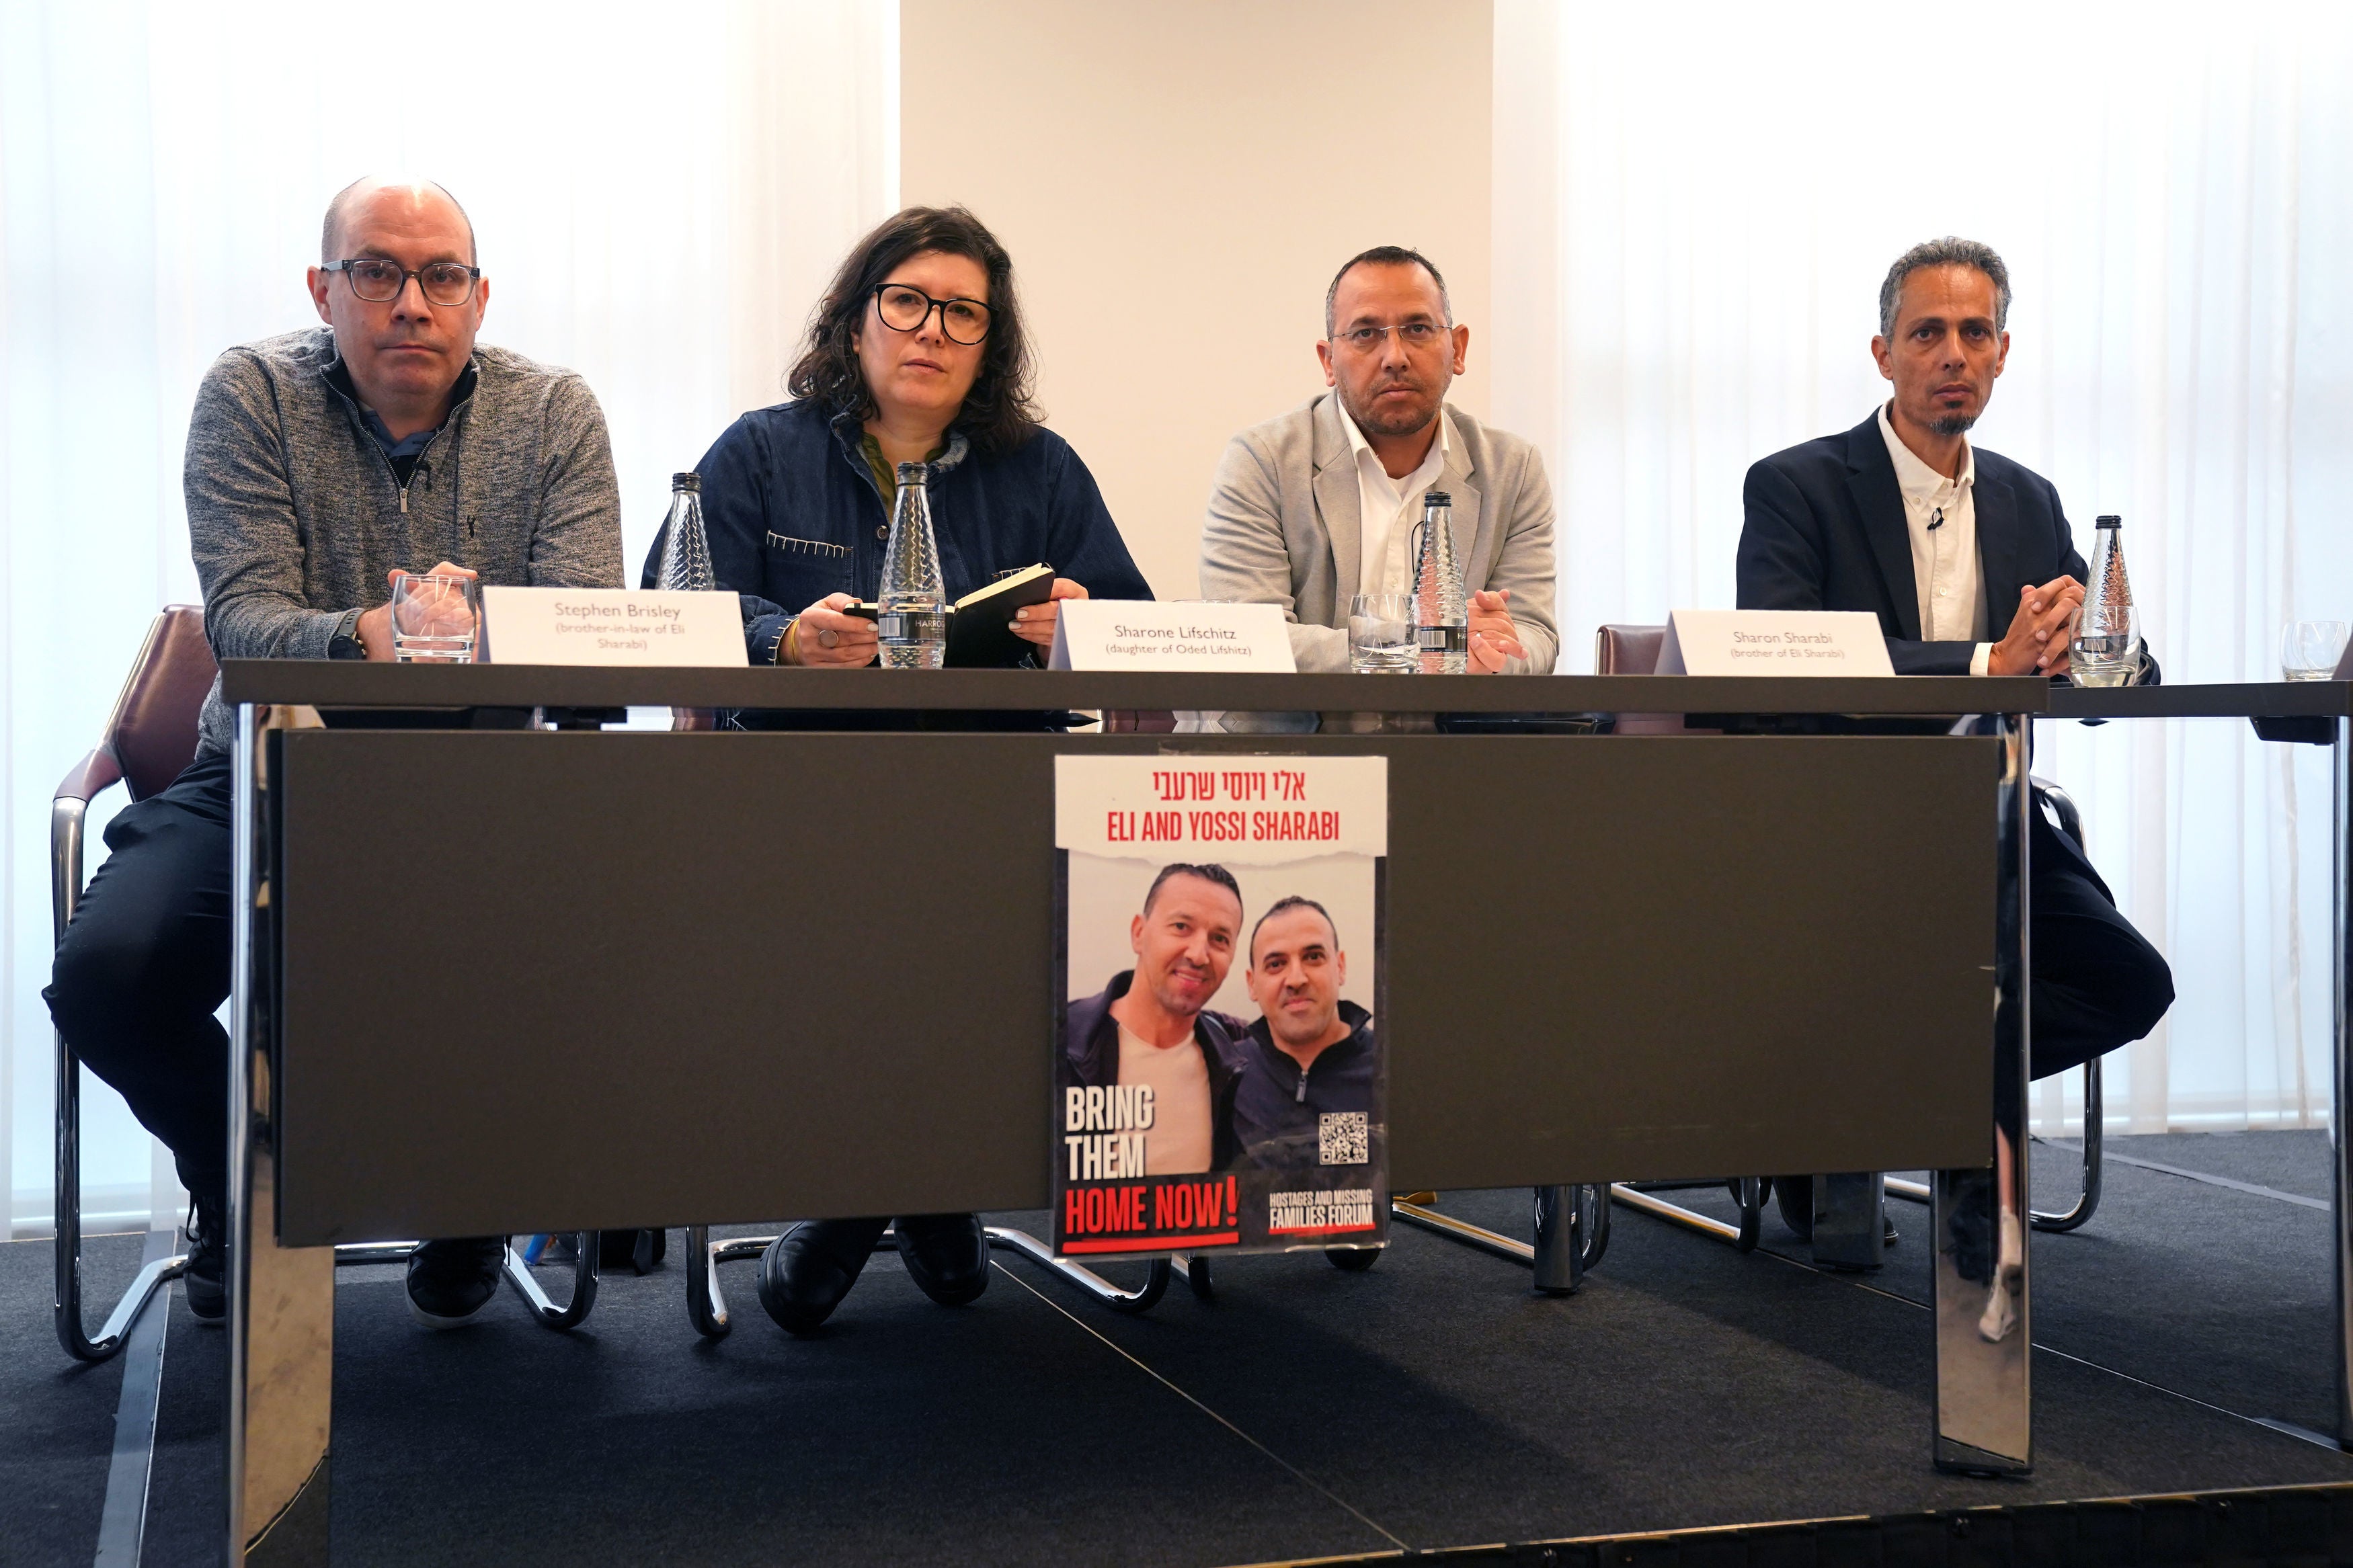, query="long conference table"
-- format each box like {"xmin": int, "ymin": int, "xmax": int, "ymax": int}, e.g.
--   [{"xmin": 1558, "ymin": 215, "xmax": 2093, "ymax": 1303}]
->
[{"xmin": 206, "ymin": 660, "xmax": 2349, "ymax": 1565}]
